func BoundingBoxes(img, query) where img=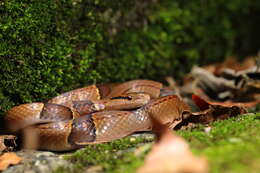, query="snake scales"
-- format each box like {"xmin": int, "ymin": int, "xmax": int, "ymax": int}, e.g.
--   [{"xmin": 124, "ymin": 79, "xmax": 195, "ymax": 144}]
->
[{"xmin": 5, "ymin": 80, "xmax": 190, "ymax": 151}]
